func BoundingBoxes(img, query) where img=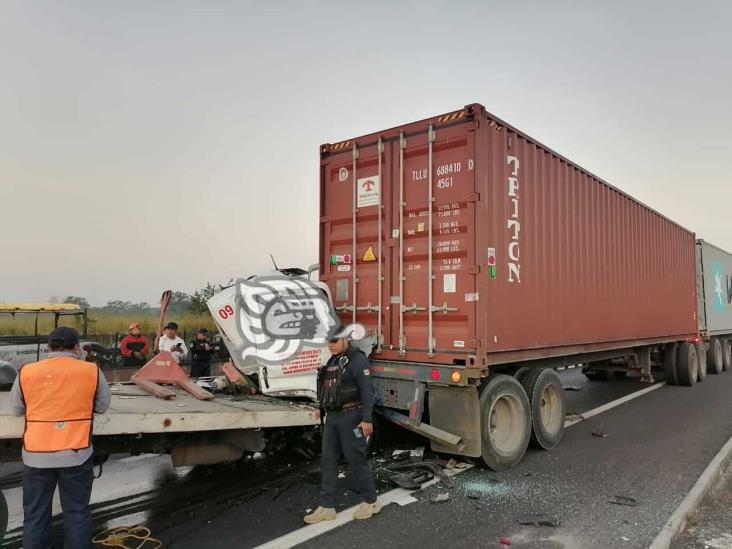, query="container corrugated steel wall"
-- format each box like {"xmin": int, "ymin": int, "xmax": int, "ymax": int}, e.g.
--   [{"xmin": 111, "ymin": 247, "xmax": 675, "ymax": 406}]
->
[
  {"xmin": 320, "ymin": 103, "xmax": 698, "ymax": 367},
  {"xmin": 697, "ymin": 239, "xmax": 732, "ymax": 336}
]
